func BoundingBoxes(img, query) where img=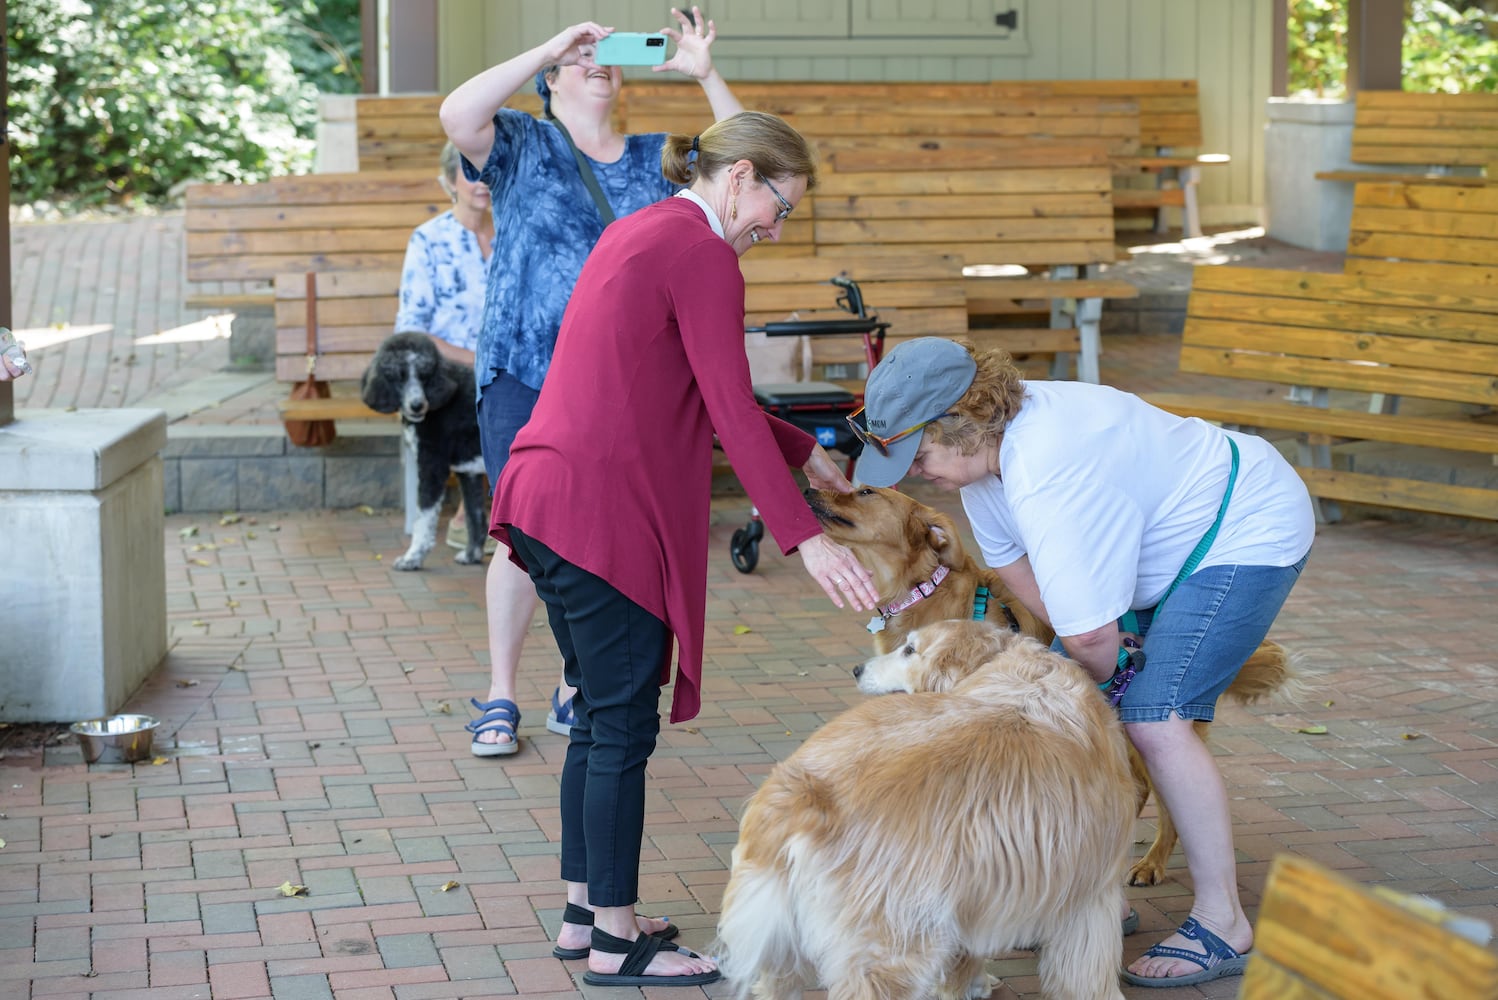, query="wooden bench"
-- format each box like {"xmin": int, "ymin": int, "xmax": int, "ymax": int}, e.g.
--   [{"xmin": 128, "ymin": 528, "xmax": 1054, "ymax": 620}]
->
[
  {"xmin": 1242, "ymin": 854, "xmax": 1498, "ymax": 999},
  {"xmin": 1345, "ymin": 179, "xmax": 1498, "ymax": 288},
  {"xmin": 183, "ymin": 169, "xmax": 446, "ymax": 310},
  {"xmin": 1147, "ymin": 266, "xmax": 1498, "ymax": 523},
  {"xmin": 1314, "ymin": 90, "xmax": 1498, "ymax": 188}
]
